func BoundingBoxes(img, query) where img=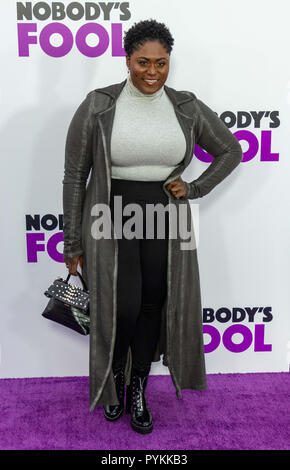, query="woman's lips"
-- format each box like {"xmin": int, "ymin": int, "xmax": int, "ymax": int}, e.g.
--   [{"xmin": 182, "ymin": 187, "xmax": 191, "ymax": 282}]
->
[{"xmin": 143, "ymin": 79, "xmax": 159, "ymax": 86}]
